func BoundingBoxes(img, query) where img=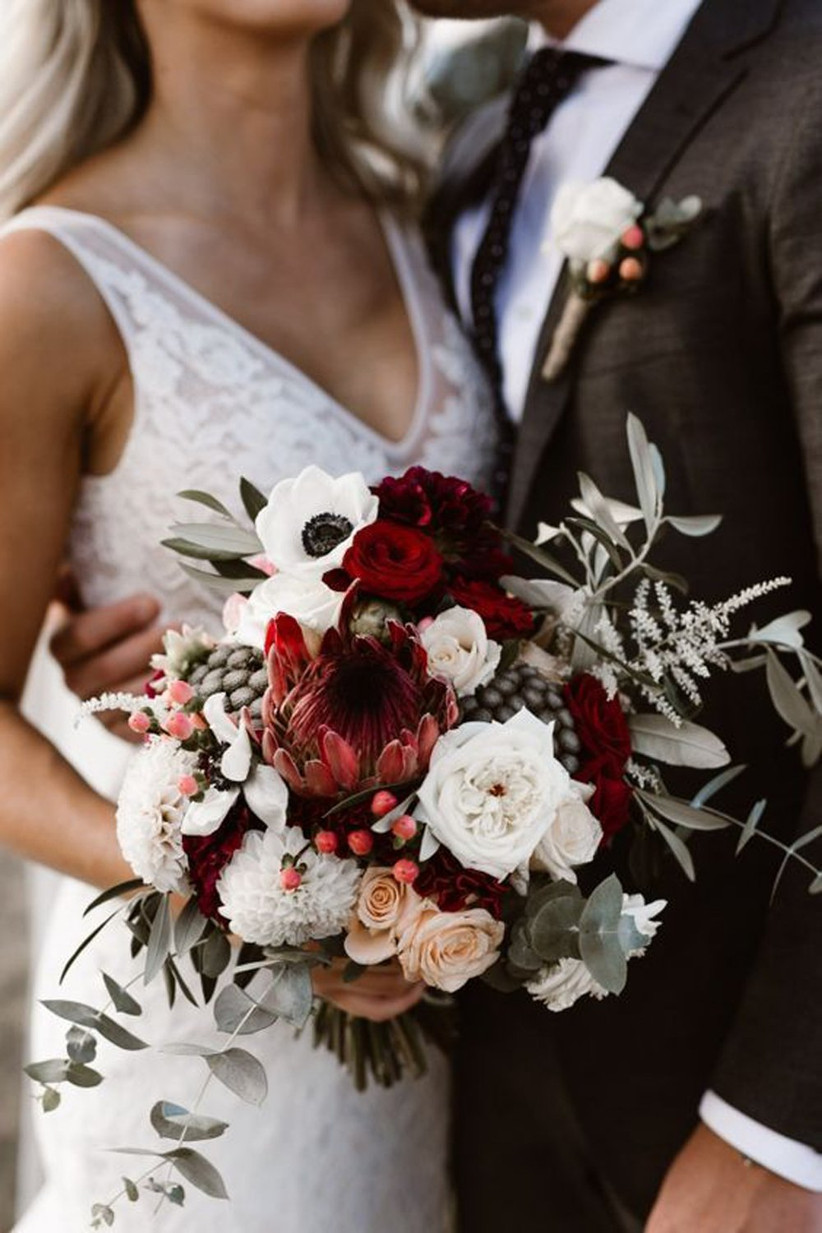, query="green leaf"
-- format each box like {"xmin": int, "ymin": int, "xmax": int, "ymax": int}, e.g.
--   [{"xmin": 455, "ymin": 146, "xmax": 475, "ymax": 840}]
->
[
  {"xmin": 60, "ymin": 907, "xmax": 124, "ymax": 985},
  {"xmin": 506, "ymin": 925, "xmax": 543, "ymax": 973},
  {"xmin": 240, "ymin": 476, "xmax": 268, "ymax": 522},
  {"xmin": 177, "ymin": 490, "xmax": 235, "ymax": 519},
  {"xmin": 65, "ymin": 1062, "xmax": 104, "ymax": 1088},
  {"xmin": 736, "ymin": 799, "xmax": 767, "ymax": 854},
  {"xmin": 575, "ymin": 474, "xmax": 632, "ymax": 550},
  {"xmin": 628, "ymin": 715, "xmax": 730, "ymax": 769},
  {"xmin": 162, "ymin": 537, "xmax": 247, "ymax": 563},
  {"xmin": 213, "ymin": 983, "xmax": 278, "ymax": 1035},
  {"xmin": 91, "ymin": 1203, "xmax": 115, "ymax": 1227},
  {"xmin": 578, "ymin": 875, "xmax": 627, "ymax": 995},
  {"xmin": 25, "ymin": 1058, "xmax": 71, "ymax": 1084},
  {"xmin": 626, "ymin": 413, "xmax": 658, "ymax": 529},
  {"xmin": 748, "ymin": 610, "xmax": 811, "ymax": 650},
  {"xmin": 123, "ymin": 1177, "xmax": 139, "ymax": 1202},
  {"xmin": 666, "ymin": 513, "xmax": 722, "ymax": 538},
  {"xmin": 651, "ymin": 817, "xmax": 696, "ymax": 881},
  {"xmin": 66, "ymin": 1026, "xmax": 97, "ymax": 1064},
  {"xmin": 798, "ymin": 649, "xmax": 822, "ymax": 714},
  {"xmin": 493, "ymin": 525, "xmax": 580, "ymax": 587},
  {"xmin": 83, "ymin": 880, "xmax": 144, "ymax": 918},
  {"xmin": 206, "ymin": 1048, "xmax": 268, "ymax": 1105},
  {"xmin": 263, "ymin": 963, "xmax": 314, "ymax": 1029},
  {"xmin": 179, "ymin": 562, "xmax": 263, "ymax": 595},
  {"xmin": 144, "ymin": 894, "xmax": 172, "ymax": 986},
  {"xmin": 103, "ymin": 974, "xmax": 142, "ymax": 1017},
  {"xmin": 161, "ymin": 1042, "xmax": 217, "ymax": 1057},
  {"xmin": 766, "ymin": 648, "xmax": 817, "ymax": 736},
  {"xmin": 809, "ymin": 873, "xmax": 822, "ymax": 894},
  {"xmin": 637, "ymin": 789, "xmax": 730, "ymax": 831},
  {"xmin": 691, "ymin": 765, "xmax": 747, "ymax": 809},
  {"xmin": 165, "ymin": 1147, "xmax": 229, "ymax": 1200},
  {"xmin": 41, "ymin": 1001, "xmax": 148, "ymax": 1051},
  {"xmin": 150, "ymin": 1101, "xmax": 228, "ymax": 1143},
  {"xmin": 42, "ymin": 1087, "xmax": 61, "ymax": 1112},
  {"xmin": 173, "ymin": 897, "xmax": 208, "ymax": 956},
  {"xmin": 166, "ymin": 522, "xmax": 261, "ymax": 557},
  {"xmin": 528, "ymin": 893, "xmax": 584, "ymax": 963},
  {"xmin": 199, "ymin": 928, "xmax": 231, "ymax": 980}
]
